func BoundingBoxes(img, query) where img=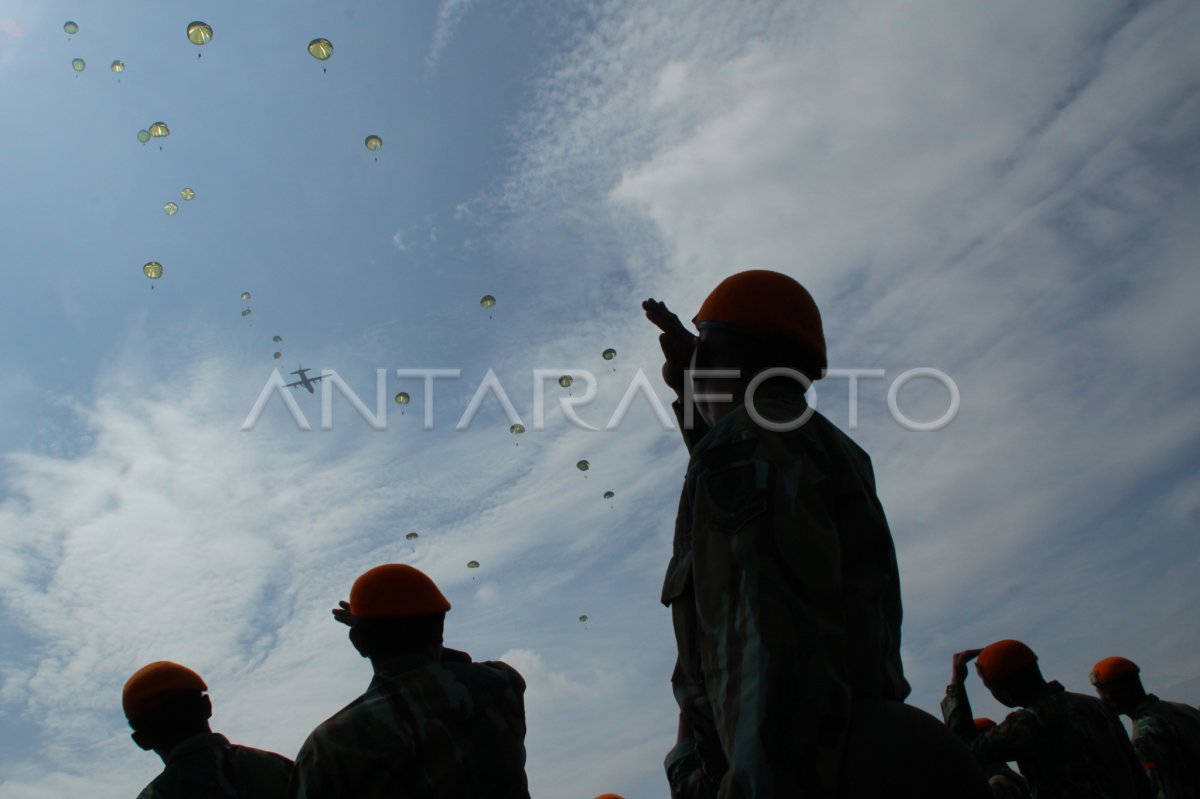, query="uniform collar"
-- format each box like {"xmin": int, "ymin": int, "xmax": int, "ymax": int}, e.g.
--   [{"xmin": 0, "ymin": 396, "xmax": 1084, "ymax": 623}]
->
[
  {"xmin": 165, "ymin": 732, "xmax": 229, "ymax": 765},
  {"xmin": 1133, "ymin": 693, "xmax": 1160, "ymax": 717}
]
